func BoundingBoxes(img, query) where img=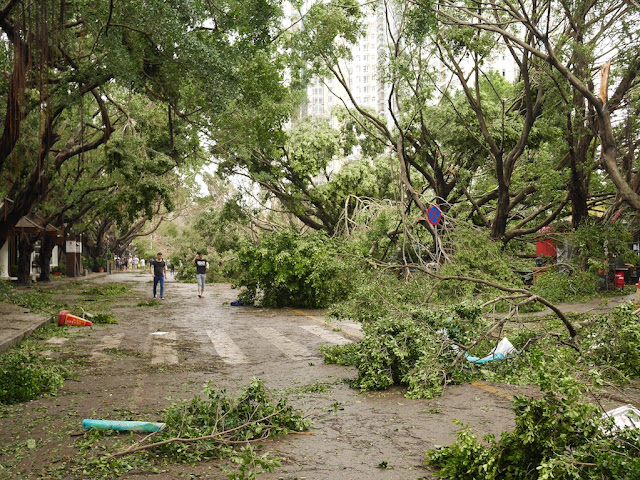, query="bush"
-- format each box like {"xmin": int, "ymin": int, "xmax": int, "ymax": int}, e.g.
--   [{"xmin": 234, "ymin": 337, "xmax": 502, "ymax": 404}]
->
[
  {"xmin": 573, "ymin": 220, "xmax": 635, "ymax": 273},
  {"xmin": 427, "ymin": 364, "xmax": 640, "ymax": 479},
  {"xmin": 324, "ymin": 304, "xmax": 486, "ymax": 399},
  {"xmin": 0, "ymin": 349, "xmax": 71, "ymax": 404},
  {"xmin": 232, "ymin": 230, "xmax": 355, "ymax": 308},
  {"xmin": 531, "ymin": 270, "xmax": 597, "ymax": 303},
  {"xmin": 582, "ymin": 303, "xmax": 640, "ymax": 378},
  {"xmin": 437, "ymin": 226, "xmax": 522, "ymax": 302}
]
